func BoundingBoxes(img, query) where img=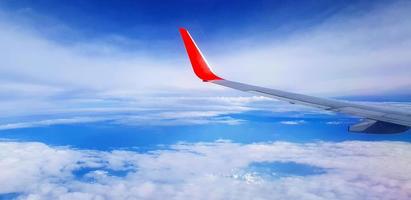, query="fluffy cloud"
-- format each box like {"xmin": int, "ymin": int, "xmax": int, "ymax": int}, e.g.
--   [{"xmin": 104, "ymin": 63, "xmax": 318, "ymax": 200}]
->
[{"xmin": 0, "ymin": 140, "xmax": 410, "ymax": 200}]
